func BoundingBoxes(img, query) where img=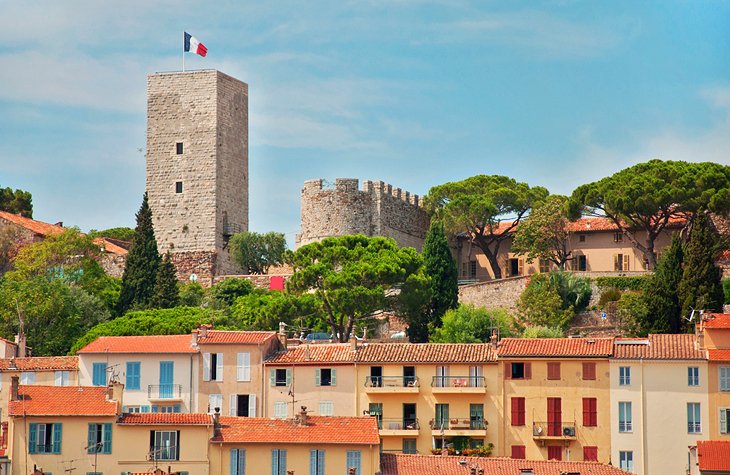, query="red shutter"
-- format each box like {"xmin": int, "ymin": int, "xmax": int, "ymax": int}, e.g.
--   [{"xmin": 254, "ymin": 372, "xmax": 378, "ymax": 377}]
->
[
  {"xmin": 547, "ymin": 446, "xmax": 562, "ymax": 460},
  {"xmin": 518, "ymin": 398, "xmax": 525, "ymax": 426},
  {"xmin": 511, "ymin": 398, "xmax": 519, "ymax": 426},
  {"xmin": 583, "ymin": 446, "xmax": 598, "ymax": 461},
  {"xmin": 583, "ymin": 362, "xmax": 596, "ymax": 380},
  {"xmin": 505, "ymin": 363, "xmax": 511, "ymax": 380},
  {"xmin": 547, "ymin": 398, "xmax": 562, "ymax": 436},
  {"xmin": 524, "ymin": 362, "xmax": 532, "ymax": 380},
  {"xmin": 583, "ymin": 398, "xmax": 598, "ymax": 427},
  {"xmin": 547, "ymin": 362, "xmax": 561, "ymax": 380},
  {"xmin": 511, "ymin": 445, "xmax": 526, "ymax": 459},
  {"xmin": 512, "ymin": 397, "xmax": 525, "ymax": 426}
]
